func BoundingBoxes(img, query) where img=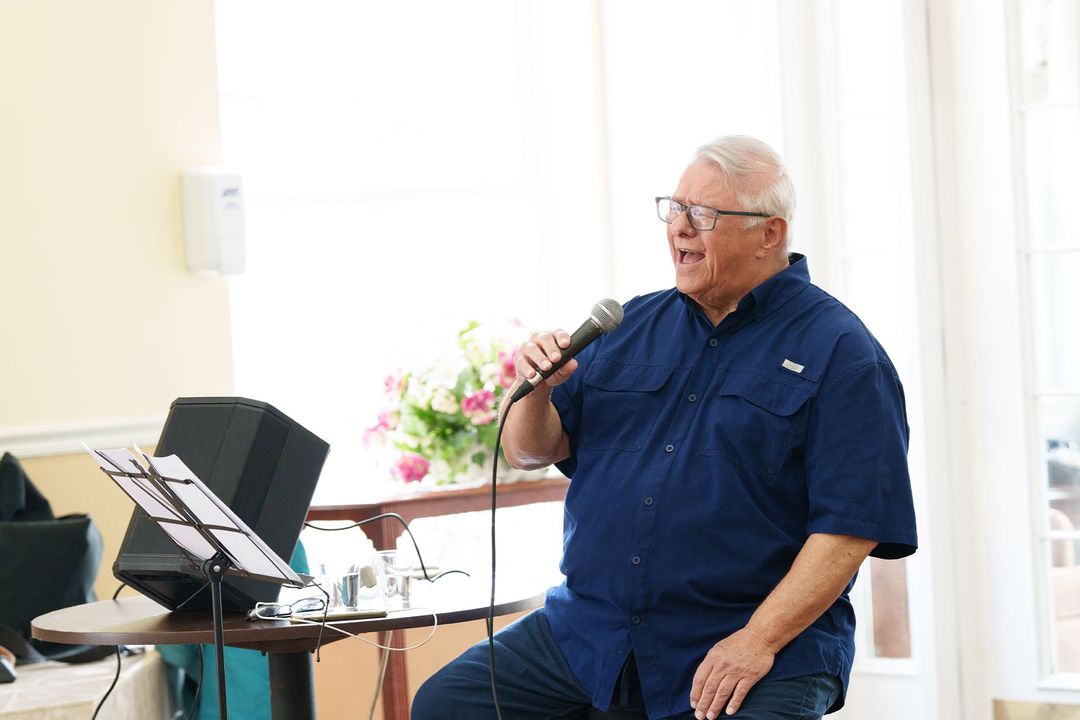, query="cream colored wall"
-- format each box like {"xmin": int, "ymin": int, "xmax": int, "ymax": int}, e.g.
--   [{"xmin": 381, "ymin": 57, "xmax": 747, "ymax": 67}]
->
[
  {"xmin": 0, "ymin": 0, "xmax": 233, "ymax": 630},
  {"xmin": 0, "ymin": 0, "xmax": 233, "ymax": 430},
  {"xmin": 0, "ymin": 0, "xmax": 231, "ymax": 594}
]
